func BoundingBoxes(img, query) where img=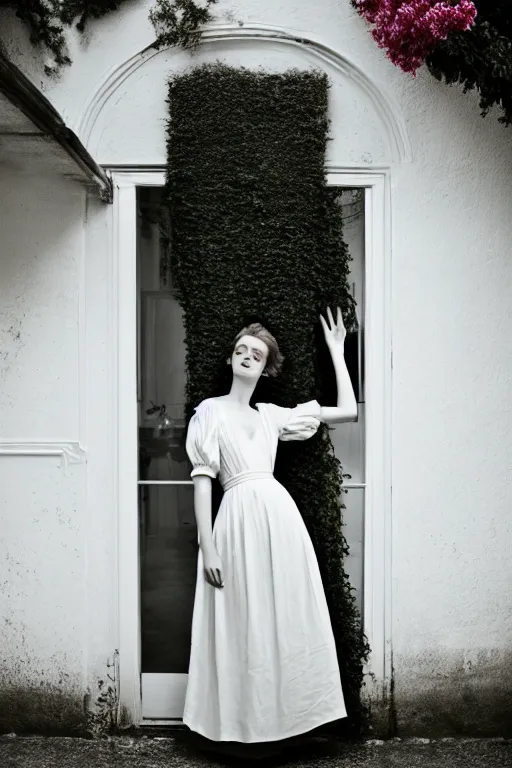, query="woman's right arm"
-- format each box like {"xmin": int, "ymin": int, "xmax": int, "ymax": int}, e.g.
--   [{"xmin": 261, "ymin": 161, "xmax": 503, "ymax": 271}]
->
[{"xmin": 193, "ymin": 475, "xmax": 224, "ymax": 588}]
